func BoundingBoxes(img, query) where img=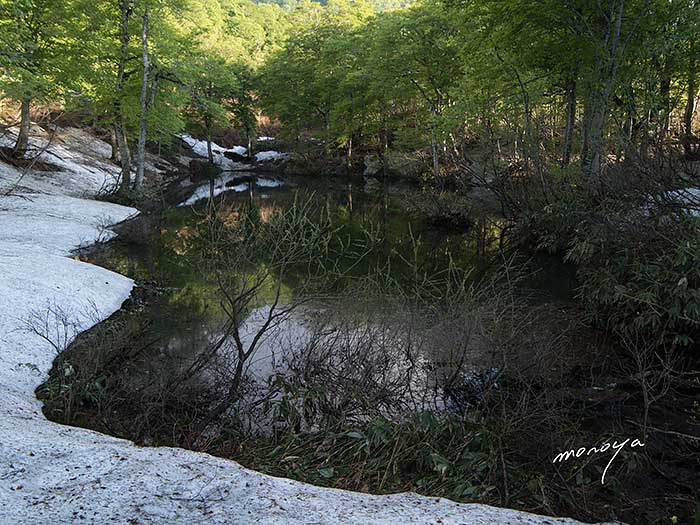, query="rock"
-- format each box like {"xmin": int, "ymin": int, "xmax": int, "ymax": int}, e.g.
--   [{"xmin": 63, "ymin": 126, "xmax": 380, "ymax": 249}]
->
[{"xmin": 223, "ymin": 150, "xmax": 250, "ymax": 163}]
